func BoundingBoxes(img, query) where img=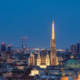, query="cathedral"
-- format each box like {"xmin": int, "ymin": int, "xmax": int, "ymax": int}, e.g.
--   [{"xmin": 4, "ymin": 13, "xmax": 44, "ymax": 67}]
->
[
  {"xmin": 28, "ymin": 21, "xmax": 58, "ymax": 68},
  {"xmin": 37, "ymin": 52, "xmax": 50, "ymax": 68}
]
